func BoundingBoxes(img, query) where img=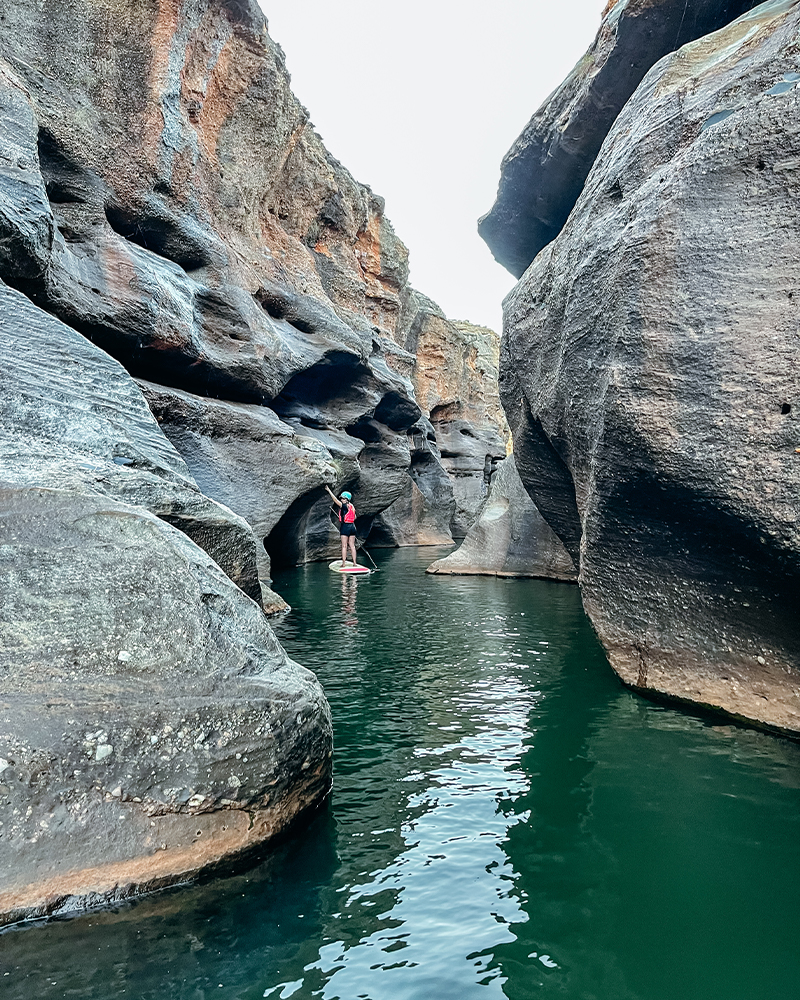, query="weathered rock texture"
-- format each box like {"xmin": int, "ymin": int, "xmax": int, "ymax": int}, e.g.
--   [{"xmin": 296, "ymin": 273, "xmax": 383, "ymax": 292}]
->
[
  {"xmin": 427, "ymin": 456, "xmax": 577, "ymax": 580},
  {"xmin": 385, "ymin": 291, "xmax": 509, "ymax": 540},
  {"xmin": 500, "ymin": 0, "xmax": 800, "ymax": 734},
  {"xmin": 480, "ymin": 0, "xmax": 765, "ymax": 277},
  {"xmin": 0, "ymin": 486, "xmax": 331, "ymax": 925},
  {"xmin": 0, "ymin": 279, "xmax": 267, "ymax": 607},
  {"xmin": 0, "ymin": 0, "xmax": 462, "ymax": 578},
  {"xmin": 0, "ymin": 0, "xmax": 506, "ymax": 921},
  {"xmin": 0, "ymin": 274, "xmax": 333, "ymax": 922}
]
